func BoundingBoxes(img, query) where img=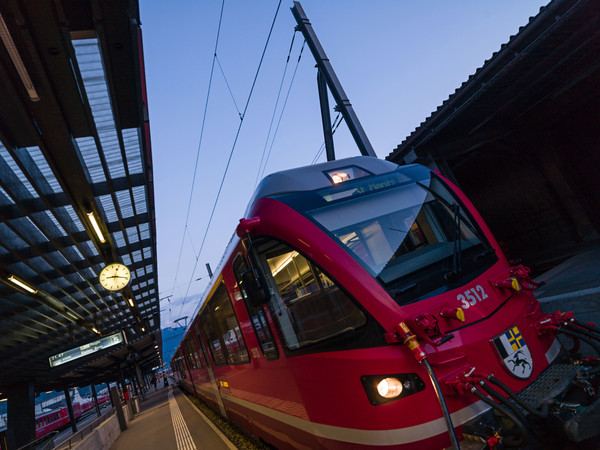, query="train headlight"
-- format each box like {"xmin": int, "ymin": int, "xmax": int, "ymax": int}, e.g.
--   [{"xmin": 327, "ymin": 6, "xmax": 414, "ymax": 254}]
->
[
  {"xmin": 331, "ymin": 172, "xmax": 350, "ymax": 184},
  {"xmin": 361, "ymin": 373, "xmax": 426, "ymax": 405},
  {"xmin": 377, "ymin": 377, "xmax": 403, "ymax": 398},
  {"xmin": 325, "ymin": 166, "xmax": 371, "ymax": 184}
]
